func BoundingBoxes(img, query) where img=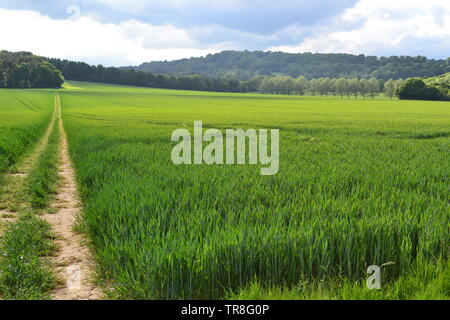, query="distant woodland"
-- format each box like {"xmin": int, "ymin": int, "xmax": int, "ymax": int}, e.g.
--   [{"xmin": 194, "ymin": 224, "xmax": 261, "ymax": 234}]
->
[
  {"xmin": 48, "ymin": 57, "xmax": 241, "ymax": 92},
  {"xmin": 134, "ymin": 51, "xmax": 450, "ymax": 81},
  {"xmin": 0, "ymin": 50, "xmax": 448, "ymax": 100},
  {"xmin": 0, "ymin": 51, "xmax": 64, "ymax": 88}
]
